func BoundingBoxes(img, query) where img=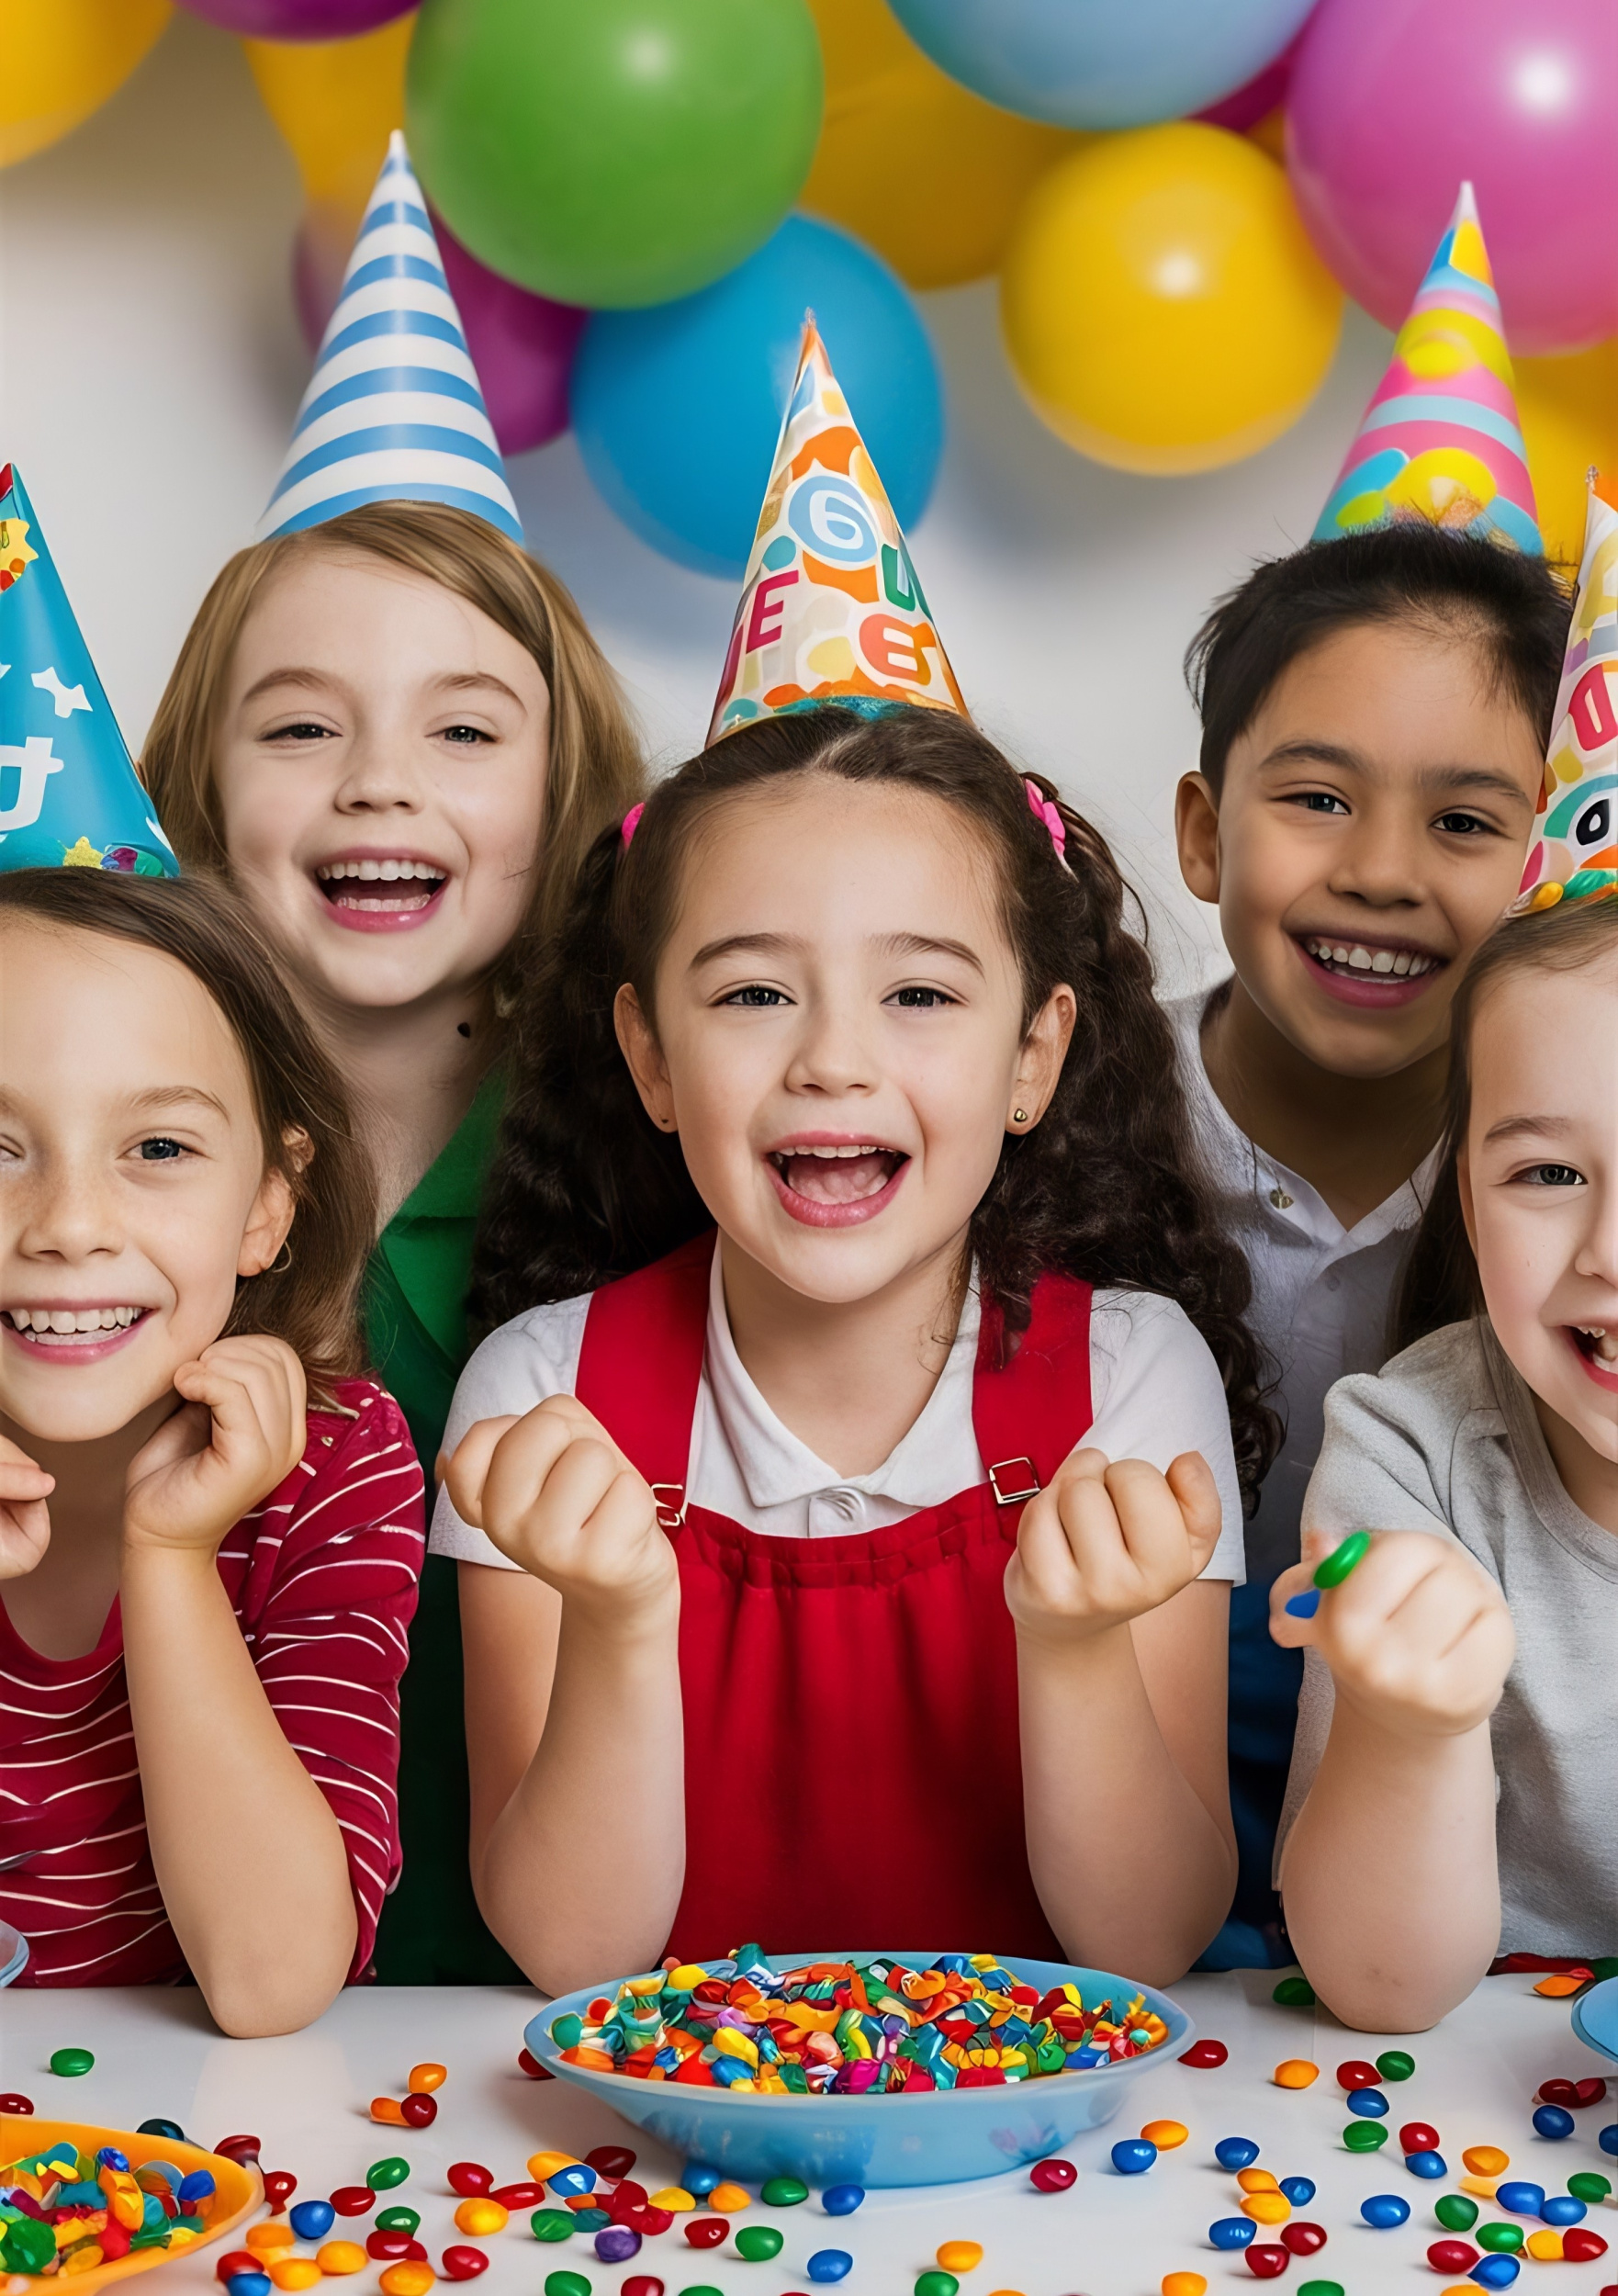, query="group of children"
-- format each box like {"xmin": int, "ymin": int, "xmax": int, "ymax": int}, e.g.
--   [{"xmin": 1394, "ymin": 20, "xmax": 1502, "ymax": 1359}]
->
[{"xmin": 1, "ymin": 149, "xmax": 1612, "ymax": 2040}]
